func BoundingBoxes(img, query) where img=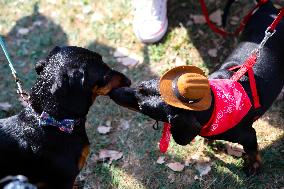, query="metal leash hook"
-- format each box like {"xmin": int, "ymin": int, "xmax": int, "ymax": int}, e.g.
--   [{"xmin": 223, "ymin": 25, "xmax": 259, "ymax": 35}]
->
[
  {"xmin": 0, "ymin": 36, "xmax": 30, "ymax": 105},
  {"xmin": 152, "ymin": 120, "xmax": 159, "ymax": 130},
  {"xmin": 251, "ymin": 27, "xmax": 276, "ymax": 58}
]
